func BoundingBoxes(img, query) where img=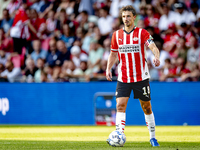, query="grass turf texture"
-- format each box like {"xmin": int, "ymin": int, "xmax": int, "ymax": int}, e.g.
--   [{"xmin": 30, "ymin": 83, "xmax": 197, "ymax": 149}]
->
[{"xmin": 0, "ymin": 126, "xmax": 199, "ymax": 150}]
